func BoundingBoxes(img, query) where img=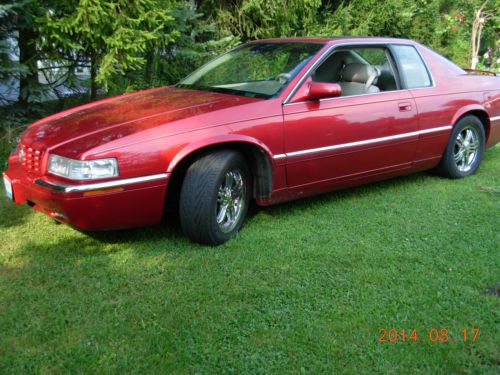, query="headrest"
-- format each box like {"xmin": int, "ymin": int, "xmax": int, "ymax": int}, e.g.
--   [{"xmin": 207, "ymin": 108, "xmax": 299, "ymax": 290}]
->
[{"xmin": 342, "ymin": 64, "xmax": 379, "ymax": 84}]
